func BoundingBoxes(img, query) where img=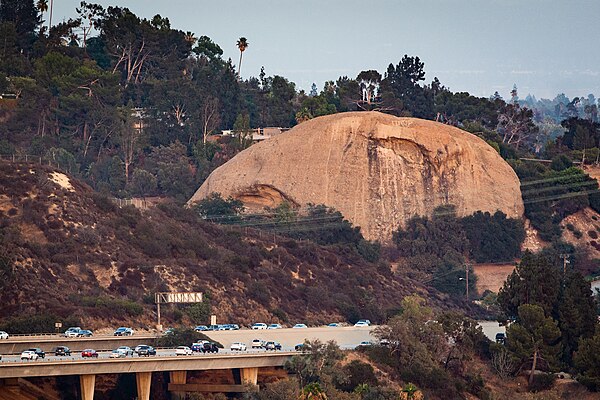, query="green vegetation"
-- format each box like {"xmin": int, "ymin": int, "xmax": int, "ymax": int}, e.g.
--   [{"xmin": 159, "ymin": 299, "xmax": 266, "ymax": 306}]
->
[
  {"xmin": 498, "ymin": 252, "xmax": 598, "ymax": 389},
  {"xmin": 195, "ymin": 196, "xmax": 380, "ymax": 262},
  {"xmin": 0, "ymin": 314, "xmax": 81, "ymax": 334},
  {"xmin": 392, "ymin": 205, "xmax": 524, "ymax": 296}
]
